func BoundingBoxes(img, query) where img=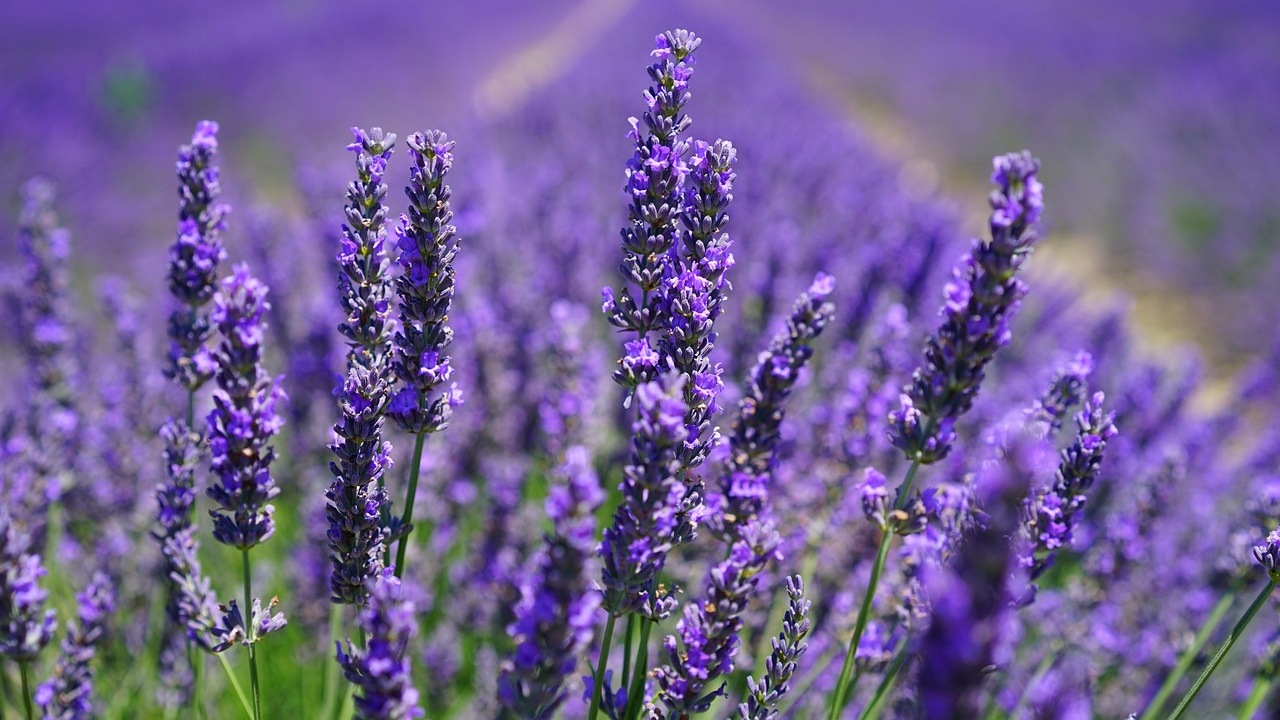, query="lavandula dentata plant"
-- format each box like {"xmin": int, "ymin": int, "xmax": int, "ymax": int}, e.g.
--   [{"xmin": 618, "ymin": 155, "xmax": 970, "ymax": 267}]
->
[
  {"xmin": 497, "ymin": 447, "xmax": 604, "ymax": 718},
  {"xmin": 1, "ymin": 509, "xmax": 57, "ymax": 718},
  {"xmin": 328, "ymin": 128, "xmax": 397, "ymax": 606},
  {"xmin": 34, "ymin": 572, "xmax": 114, "ymax": 720},
  {"xmin": 206, "ymin": 265, "xmax": 287, "ymax": 719},
  {"xmin": 336, "ymin": 571, "xmax": 424, "ymax": 720},
  {"xmin": 829, "ymin": 151, "xmax": 1045, "ymax": 717},
  {"xmin": 388, "ymin": 130, "xmax": 462, "ymax": 578}
]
